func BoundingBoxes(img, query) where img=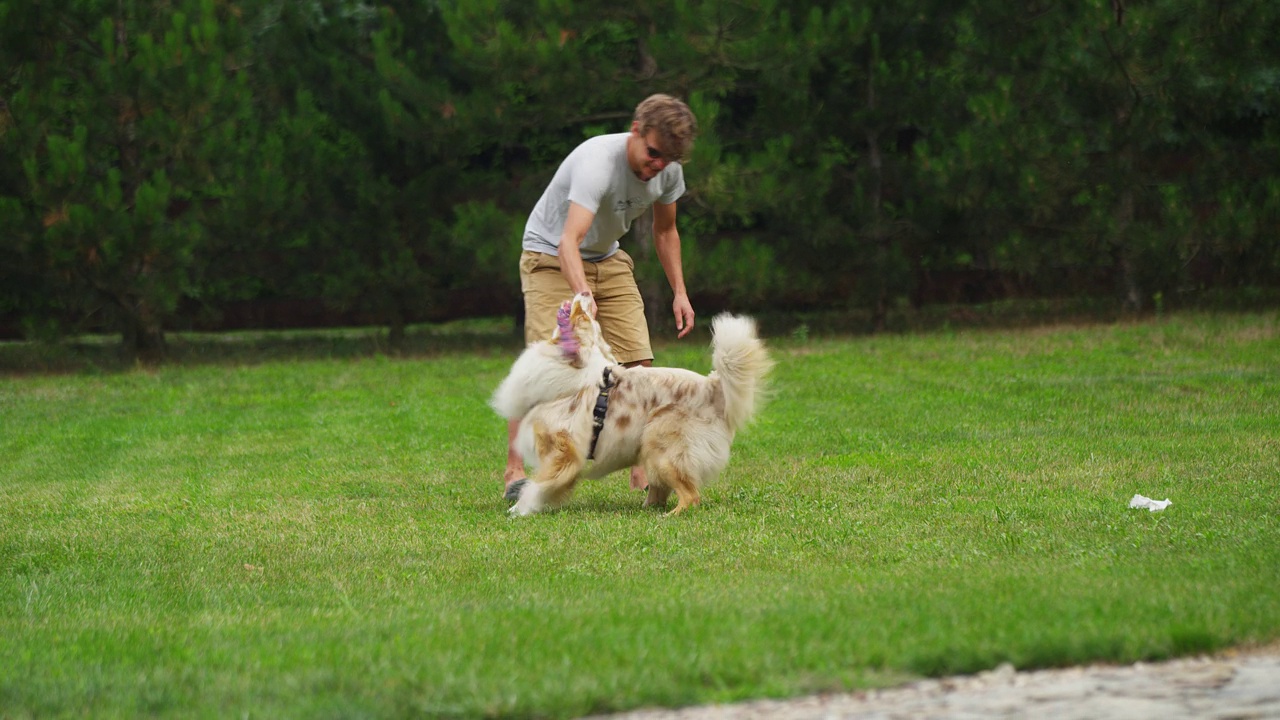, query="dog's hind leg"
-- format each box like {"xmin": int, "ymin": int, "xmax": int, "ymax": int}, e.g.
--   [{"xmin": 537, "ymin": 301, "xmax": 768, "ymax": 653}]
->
[
  {"xmin": 643, "ymin": 482, "xmax": 672, "ymax": 509},
  {"xmin": 511, "ymin": 423, "xmax": 584, "ymax": 516},
  {"xmin": 654, "ymin": 460, "xmax": 701, "ymax": 517}
]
